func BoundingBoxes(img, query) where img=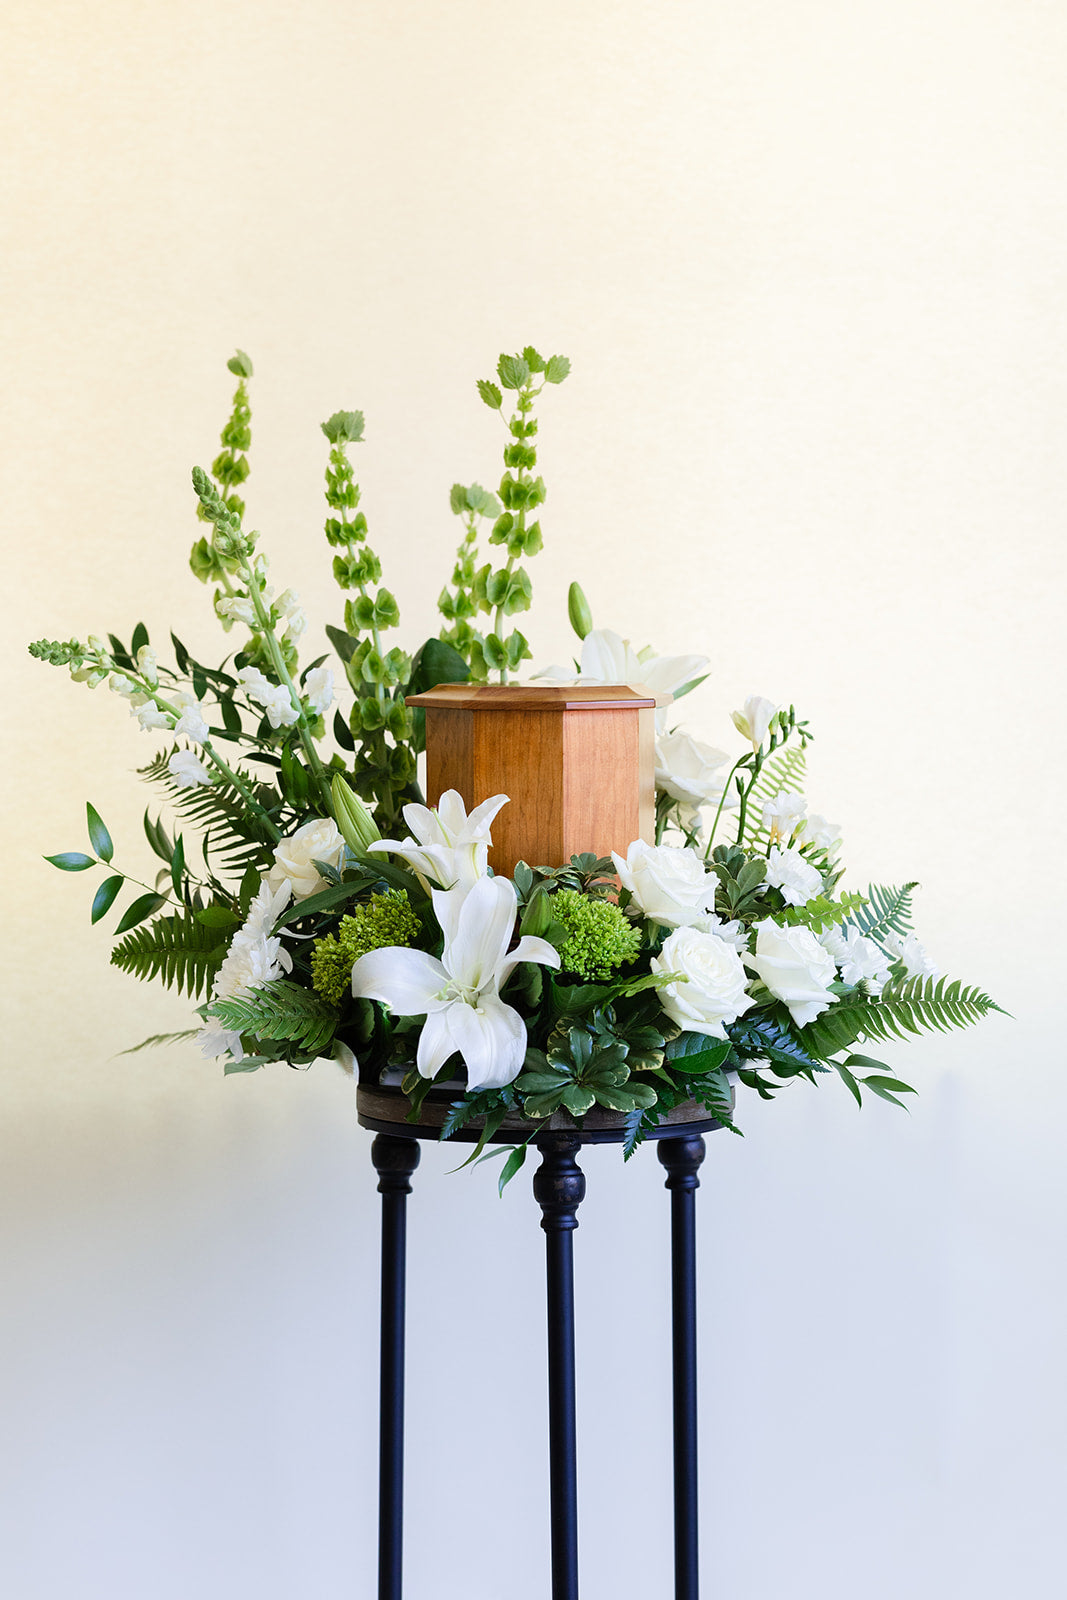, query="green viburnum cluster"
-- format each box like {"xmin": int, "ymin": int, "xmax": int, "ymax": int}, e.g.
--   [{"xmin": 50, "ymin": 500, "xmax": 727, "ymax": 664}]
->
[
  {"xmin": 551, "ymin": 889, "xmax": 642, "ymax": 981},
  {"xmin": 311, "ymin": 891, "xmax": 421, "ymax": 1004},
  {"xmin": 440, "ymin": 346, "xmax": 571, "ymax": 682}
]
